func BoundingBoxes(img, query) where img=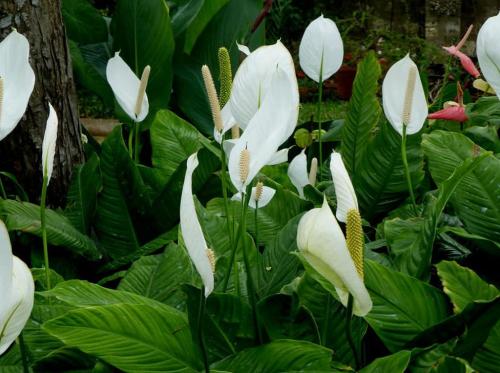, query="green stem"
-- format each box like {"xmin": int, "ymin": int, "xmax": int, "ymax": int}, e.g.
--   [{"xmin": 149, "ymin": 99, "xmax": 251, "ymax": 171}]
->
[
  {"xmin": 321, "ymin": 293, "xmax": 331, "ymax": 346},
  {"xmin": 254, "ymin": 200, "xmax": 259, "ymax": 250},
  {"xmin": 0, "ymin": 176, "xmax": 7, "ymax": 199},
  {"xmin": 346, "ymin": 294, "xmax": 361, "ymax": 370},
  {"xmin": 18, "ymin": 334, "xmax": 30, "ymax": 373},
  {"xmin": 128, "ymin": 125, "xmax": 134, "ymax": 159},
  {"xmin": 197, "ymin": 287, "xmax": 210, "ymax": 373},
  {"xmin": 315, "ymin": 67, "xmax": 324, "ymax": 181},
  {"xmin": 134, "ymin": 121, "xmax": 140, "ymax": 163},
  {"xmin": 401, "ymin": 124, "xmax": 417, "ymax": 213},
  {"xmin": 40, "ymin": 175, "xmax": 51, "ymax": 290}
]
